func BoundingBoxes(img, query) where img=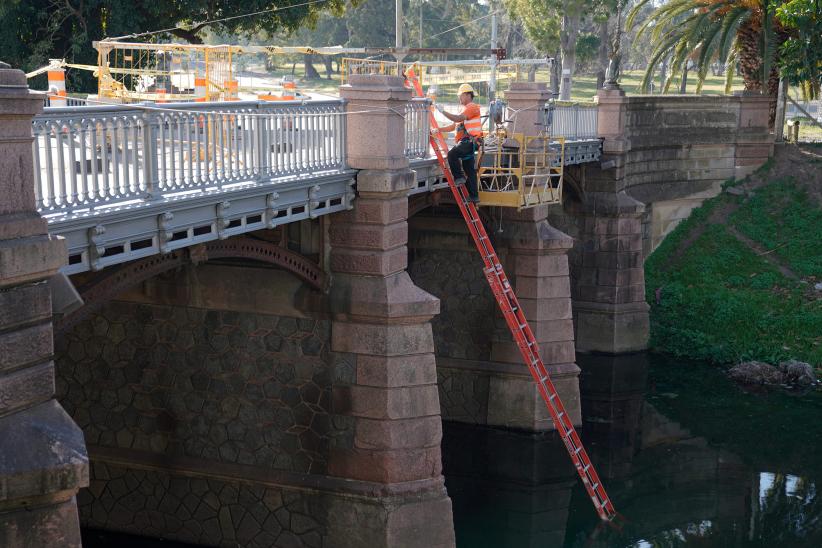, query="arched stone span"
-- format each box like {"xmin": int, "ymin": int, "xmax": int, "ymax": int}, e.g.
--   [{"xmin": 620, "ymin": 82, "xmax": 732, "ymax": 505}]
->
[{"xmin": 56, "ymin": 235, "xmax": 326, "ymax": 335}]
